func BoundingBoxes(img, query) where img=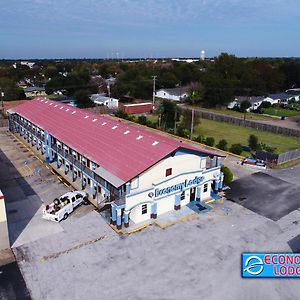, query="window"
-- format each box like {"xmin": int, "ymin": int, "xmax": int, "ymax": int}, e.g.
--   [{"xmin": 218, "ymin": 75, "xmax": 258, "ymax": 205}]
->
[
  {"xmin": 203, "ymin": 183, "xmax": 208, "ymax": 193},
  {"xmin": 141, "ymin": 204, "xmax": 147, "ymax": 215},
  {"xmin": 72, "ymin": 197, "xmax": 75, "ymax": 203},
  {"xmin": 75, "ymin": 194, "xmax": 81, "ymax": 199},
  {"xmin": 180, "ymin": 191, "xmax": 185, "ymax": 201},
  {"xmin": 166, "ymin": 168, "xmax": 172, "ymax": 177}
]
